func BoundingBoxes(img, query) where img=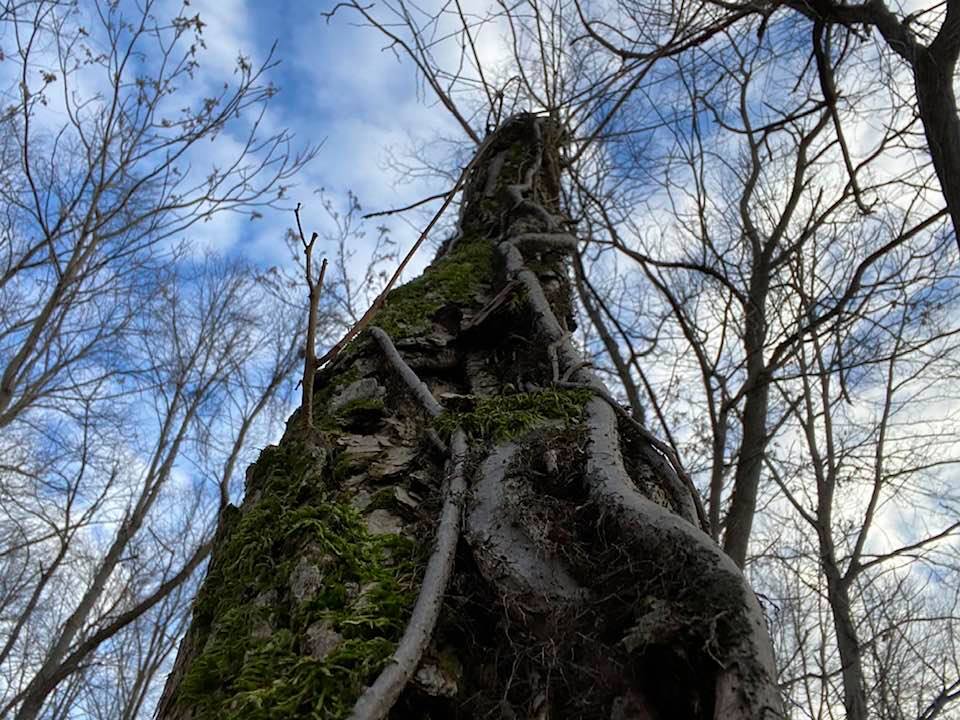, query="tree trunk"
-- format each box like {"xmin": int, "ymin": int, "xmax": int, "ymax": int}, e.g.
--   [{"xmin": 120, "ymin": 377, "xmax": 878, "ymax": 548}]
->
[
  {"xmin": 914, "ymin": 45, "xmax": 960, "ymax": 252},
  {"xmin": 723, "ymin": 373, "xmax": 770, "ymax": 569},
  {"xmin": 157, "ymin": 115, "xmax": 783, "ymax": 720},
  {"xmin": 822, "ymin": 562, "xmax": 867, "ymax": 720},
  {"xmin": 723, "ymin": 255, "xmax": 771, "ymax": 570}
]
